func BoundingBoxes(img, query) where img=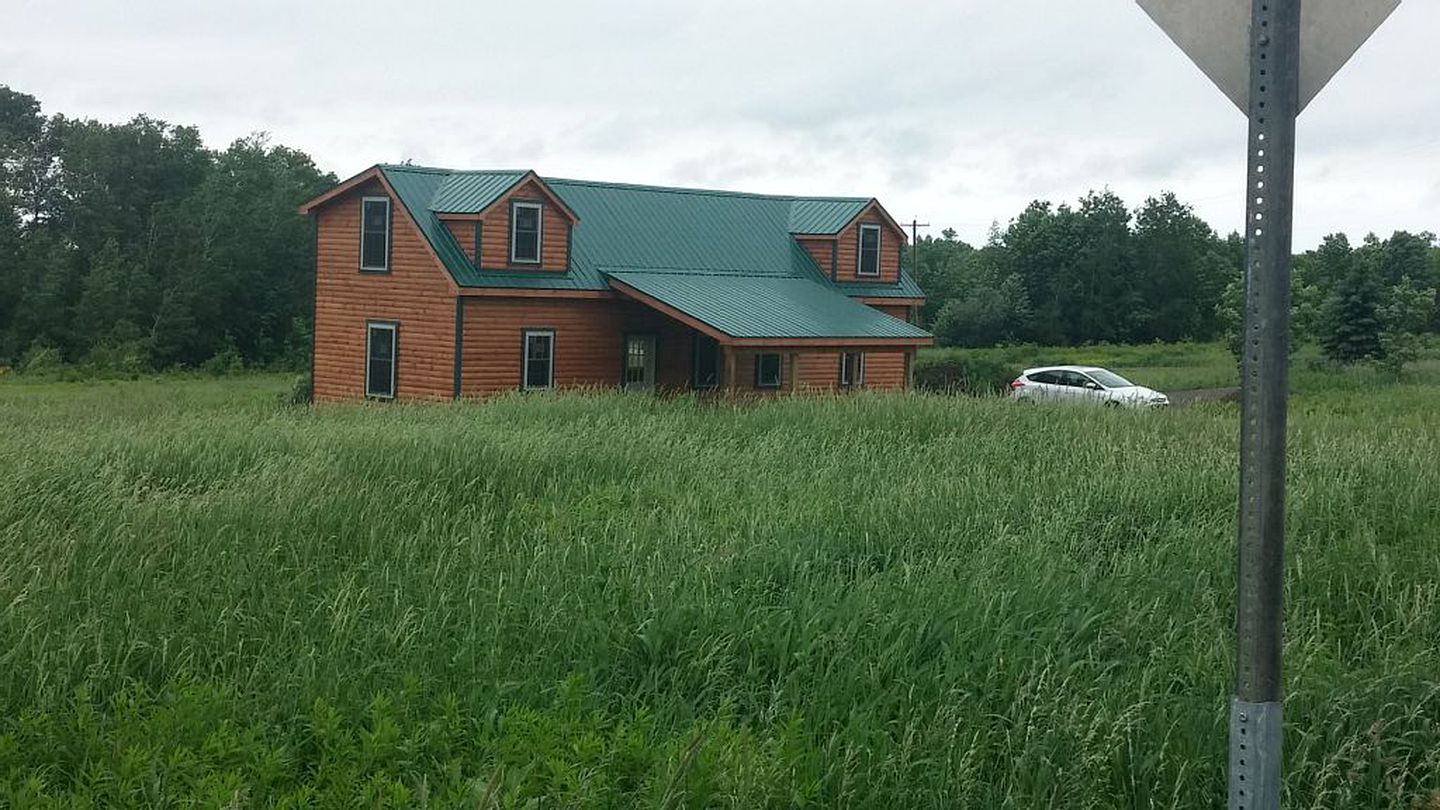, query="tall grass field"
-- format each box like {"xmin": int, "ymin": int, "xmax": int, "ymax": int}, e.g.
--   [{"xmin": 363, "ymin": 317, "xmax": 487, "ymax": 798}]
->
[{"xmin": 1, "ymin": 368, "xmax": 1438, "ymax": 807}]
